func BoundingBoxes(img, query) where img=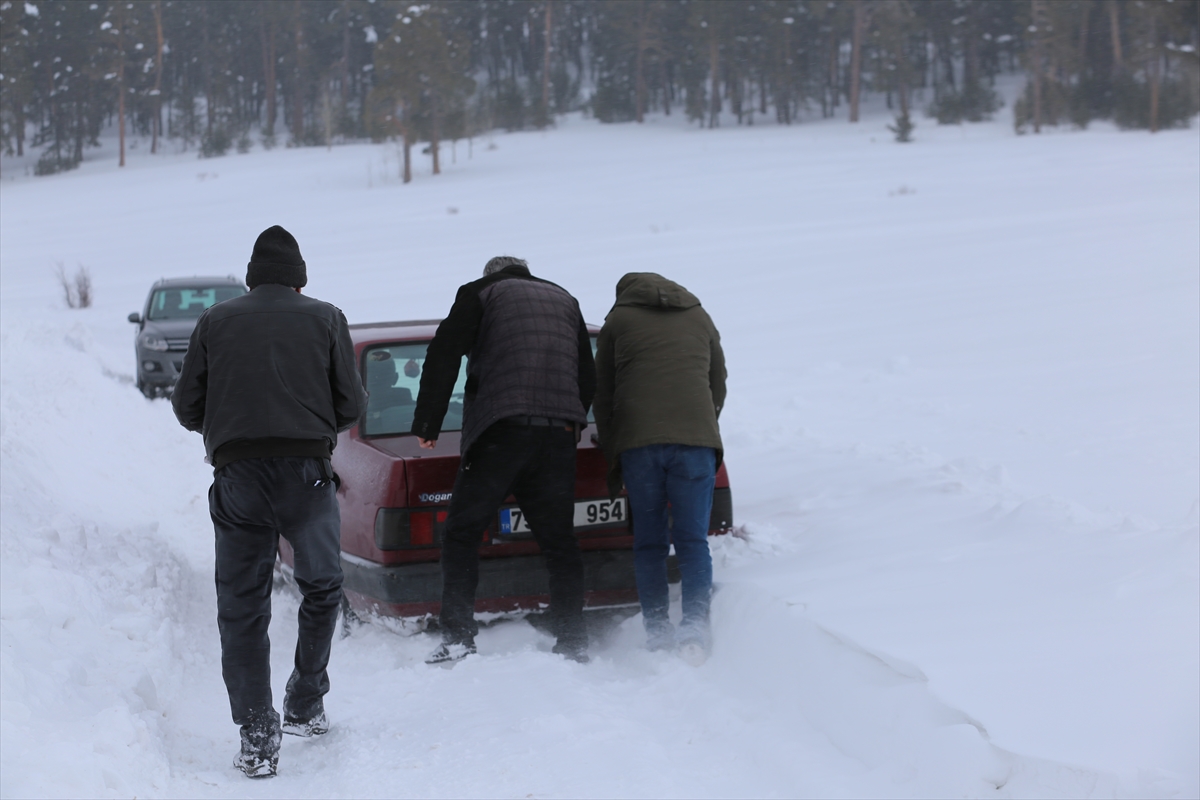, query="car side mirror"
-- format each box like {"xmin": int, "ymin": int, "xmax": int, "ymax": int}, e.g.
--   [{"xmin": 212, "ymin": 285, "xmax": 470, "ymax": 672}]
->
[{"xmin": 128, "ymin": 313, "xmax": 141, "ymax": 324}]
